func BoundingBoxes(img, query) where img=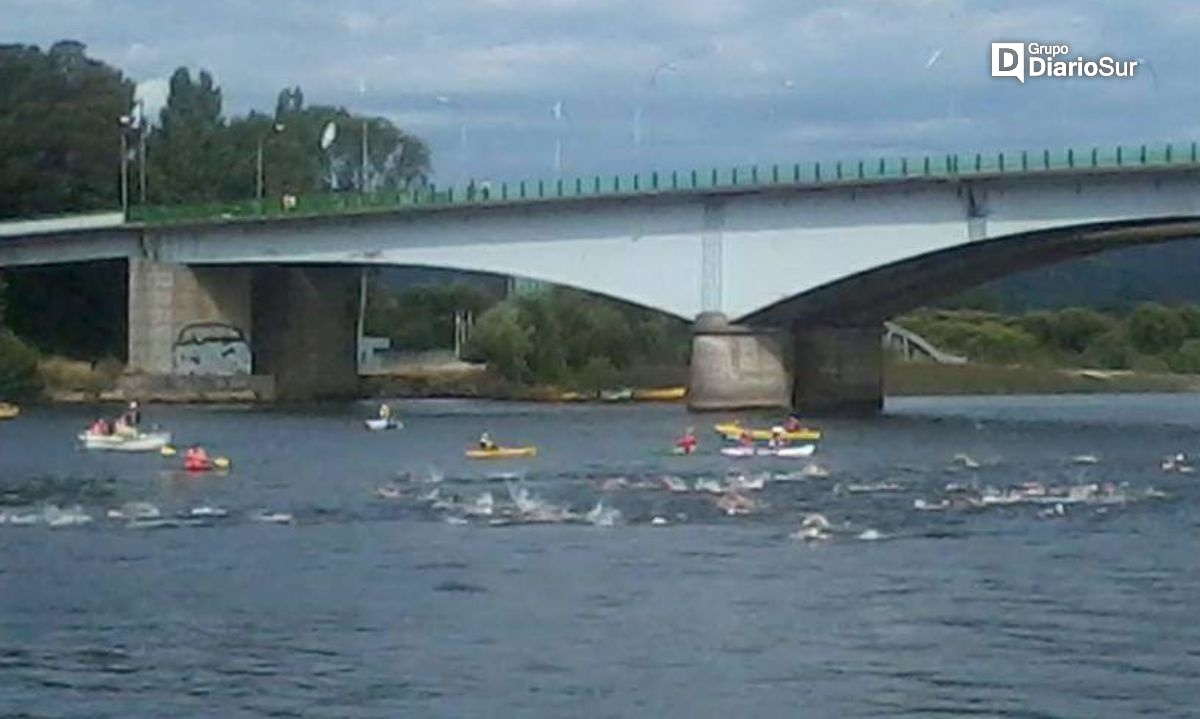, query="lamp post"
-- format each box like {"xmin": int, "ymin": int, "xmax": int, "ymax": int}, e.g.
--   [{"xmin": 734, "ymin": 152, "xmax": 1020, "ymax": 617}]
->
[
  {"xmin": 633, "ymin": 61, "xmax": 678, "ymax": 164},
  {"xmin": 134, "ymin": 99, "xmax": 146, "ymax": 203},
  {"xmin": 256, "ymin": 122, "xmax": 286, "ymax": 201},
  {"xmin": 118, "ymin": 129, "xmax": 129, "ymax": 219},
  {"xmin": 118, "ymin": 100, "xmax": 149, "ymax": 217}
]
